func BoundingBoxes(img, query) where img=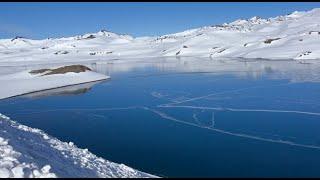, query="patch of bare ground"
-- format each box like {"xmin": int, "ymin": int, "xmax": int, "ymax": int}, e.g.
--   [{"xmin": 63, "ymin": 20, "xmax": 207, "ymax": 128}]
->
[
  {"xmin": 29, "ymin": 69, "xmax": 51, "ymax": 74},
  {"xmin": 29, "ymin": 65, "xmax": 92, "ymax": 76},
  {"xmin": 264, "ymin": 38, "xmax": 281, "ymax": 44}
]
